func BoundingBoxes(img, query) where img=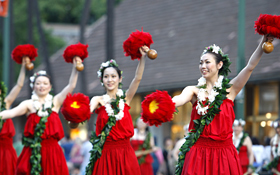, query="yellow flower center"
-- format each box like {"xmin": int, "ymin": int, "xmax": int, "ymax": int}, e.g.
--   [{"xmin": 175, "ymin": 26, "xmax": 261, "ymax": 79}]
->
[
  {"xmin": 149, "ymin": 100, "xmax": 159, "ymax": 113},
  {"xmin": 70, "ymin": 101, "xmax": 80, "ymax": 109}
]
